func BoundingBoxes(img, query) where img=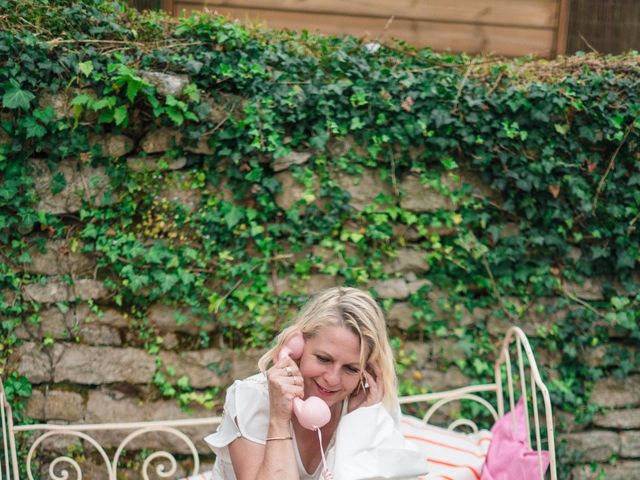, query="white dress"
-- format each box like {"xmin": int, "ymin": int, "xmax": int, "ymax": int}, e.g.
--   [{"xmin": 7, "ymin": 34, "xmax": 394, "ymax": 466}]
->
[{"xmin": 204, "ymin": 373, "xmax": 429, "ymax": 480}]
